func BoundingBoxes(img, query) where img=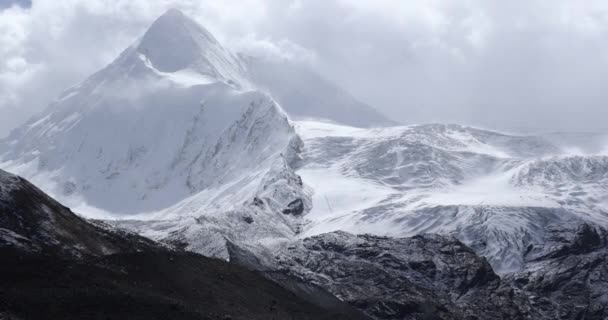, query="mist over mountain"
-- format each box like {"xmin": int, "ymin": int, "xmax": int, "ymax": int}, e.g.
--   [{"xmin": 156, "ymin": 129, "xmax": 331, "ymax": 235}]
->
[{"xmin": 245, "ymin": 56, "xmax": 396, "ymax": 127}]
